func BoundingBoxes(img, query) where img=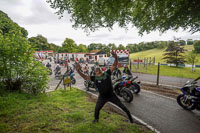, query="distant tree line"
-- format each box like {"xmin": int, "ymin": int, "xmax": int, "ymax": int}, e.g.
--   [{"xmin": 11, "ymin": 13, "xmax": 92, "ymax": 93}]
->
[
  {"xmin": 28, "ymin": 33, "xmax": 200, "ymax": 56},
  {"xmin": 28, "ymin": 35, "xmax": 170, "ymax": 55}
]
